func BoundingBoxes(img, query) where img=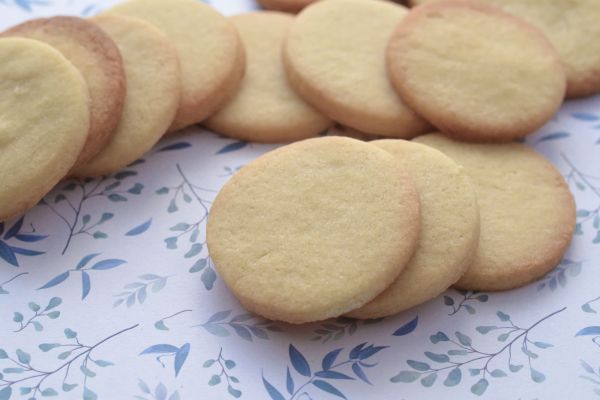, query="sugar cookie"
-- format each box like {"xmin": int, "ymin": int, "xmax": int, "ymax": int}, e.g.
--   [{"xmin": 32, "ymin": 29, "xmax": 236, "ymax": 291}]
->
[
  {"xmin": 283, "ymin": 0, "xmax": 429, "ymax": 138},
  {"xmin": 106, "ymin": 0, "xmax": 244, "ymax": 131},
  {"xmin": 257, "ymin": 0, "xmax": 316, "ymax": 13},
  {"xmin": 205, "ymin": 12, "xmax": 331, "ymax": 143},
  {"xmin": 408, "ymin": 0, "xmax": 600, "ymax": 98},
  {"xmin": 3, "ymin": 16, "xmax": 126, "ymax": 166},
  {"xmin": 72, "ymin": 15, "xmax": 180, "ymax": 177},
  {"xmin": 207, "ymin": 137, "xmax": 421, "ymax": 324},
  {"xmin": 348, "ymin": 139, "xmax": 479, "ymax": 318},
  {"xmin": 387, "ymin": 1, "xmax": 566, "ymax": 141},
  {"xmin": 0, "ymin": 38, "xmax": 90, "ymax": 221},
  {"xmin": 414, "ymin": 133, "xmax": 575, "ymax": 291}
]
